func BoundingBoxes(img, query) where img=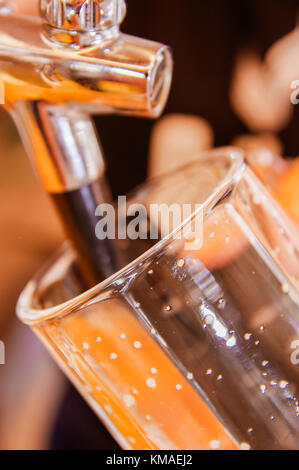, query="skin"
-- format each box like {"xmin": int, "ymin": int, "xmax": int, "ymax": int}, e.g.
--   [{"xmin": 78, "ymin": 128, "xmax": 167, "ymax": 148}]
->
[{"xmin": 14, "ymin": 0, "xmax": 39, "ymax": 16}]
